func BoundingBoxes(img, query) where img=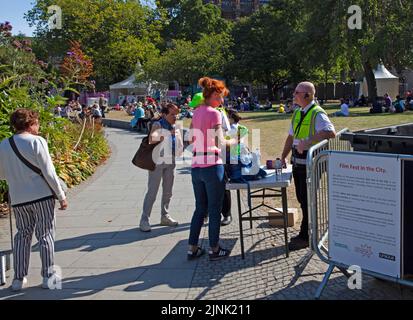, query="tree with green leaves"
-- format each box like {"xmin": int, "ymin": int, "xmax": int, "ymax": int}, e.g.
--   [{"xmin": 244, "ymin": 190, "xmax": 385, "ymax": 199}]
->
[
  {"xmin": 140, "ymin": 32, "xmax": 233, "ymax": 88},
  {"xmin": 301, "ymin": 0, "xmax": 413, "ymax": 101},
  {"xmin": 297, "ymin": 0, "xmax": 354, "ymax": 100},
  {"xmin": 349, "ymin": 0, "xmax": 413, "ymax": 101},
  {"xmin": 228, "ymin": 4, "xmax": 303, "ymax": 100},
  {"xmin": 156, "ymin": 0, "xmax": 231, "ymax": 43},
  {"xmin": 26, "ymin": 0, "xmax": 162, "ymax": 89}
]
